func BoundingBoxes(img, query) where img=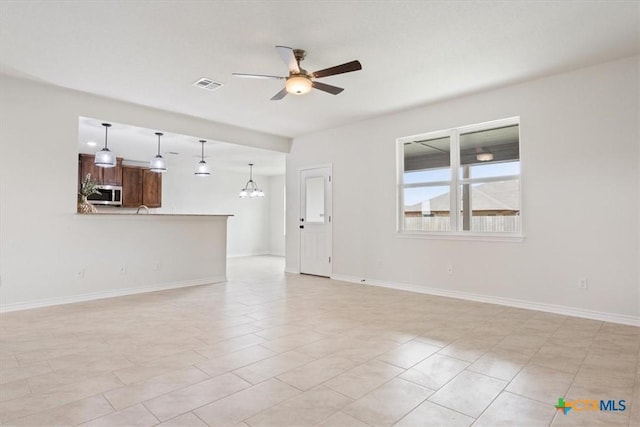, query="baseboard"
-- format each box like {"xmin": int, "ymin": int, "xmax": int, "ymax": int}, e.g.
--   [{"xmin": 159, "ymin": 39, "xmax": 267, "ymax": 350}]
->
[
  {"xmin": 331, "ymin": 274, "xmax": 640, "ymax": 327},
  {"xmin": 0, "ymin": 276, "xmax": 227, "ymax": 313},
  {"xmin": 227, "ymin": 252, "xmax": 271, "ymax": 258},
  {"xmin": 268, "ymin": 252, "xmax": 286, "ymax": 257}
]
